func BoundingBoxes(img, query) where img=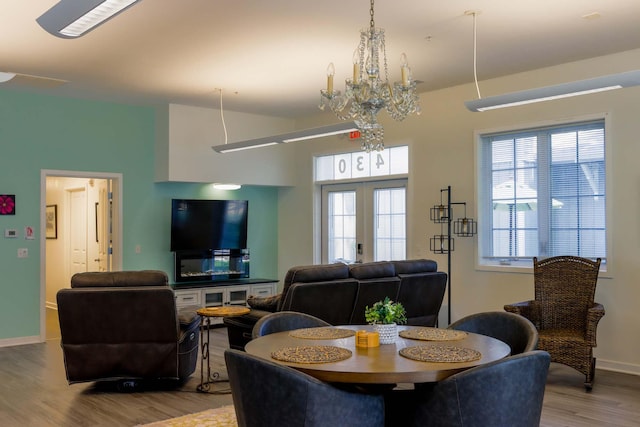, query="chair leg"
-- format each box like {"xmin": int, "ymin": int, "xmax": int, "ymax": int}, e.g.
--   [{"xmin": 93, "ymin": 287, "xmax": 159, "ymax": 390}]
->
[{"xmin": 584, "ymin": 357, "xmax": 596, "ymax": 391}]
